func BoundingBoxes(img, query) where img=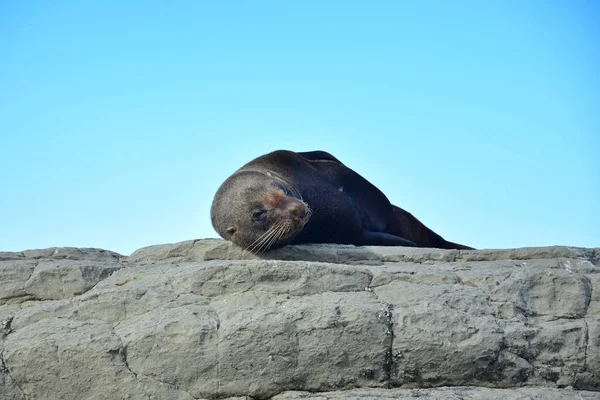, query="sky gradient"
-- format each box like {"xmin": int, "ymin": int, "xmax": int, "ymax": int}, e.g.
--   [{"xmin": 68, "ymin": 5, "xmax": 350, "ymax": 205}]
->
[{"xmin": 1, "ymin": 1, "xmax": 598, "ymax": 255}]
